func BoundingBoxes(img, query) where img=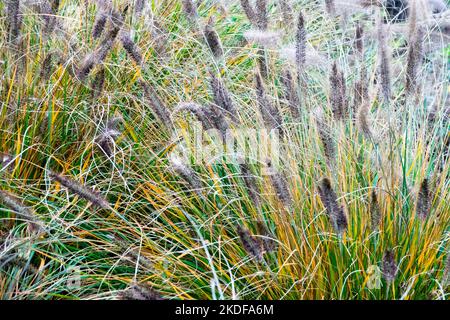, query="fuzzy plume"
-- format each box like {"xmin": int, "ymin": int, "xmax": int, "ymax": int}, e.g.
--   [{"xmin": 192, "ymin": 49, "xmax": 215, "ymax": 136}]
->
[
  {"xmin": 256, "ymin": 47, "xmax": 269, "ymax": 79},
  {"xmin": 150, "ymin": 20, "xmax": 169, "ymax": 56},
  {"xmin": 256, "ymin": 221, "xmax": 277, "ymax": 252},
  {"xmin": 317, "ymin": 178, "xmax": 348, "ymax": 234},
  {"xmin": 140, "ymin": 80, "xmax": 174, "ymax": 131},
  {"xmin": 173, "ymin": 102, "xmax": 214, "ymax": 130},
  {"xmin": 355, "ymin": 22, "xmax": 364, "ymax": 57},
  {"xmin": 353, "ymin": 75, "xmax": 368, "ymax": 115},
  {"xmin": 170, "ymin": 157, "xmax": 203, "ymax": 195},
  {"xmin": 76, "ymin": 54, "xmax": 98, "ymax": 82},
  {"xmin": 91, "ymin": 67, "xmax": 106, "ymax": 99},
  {"xmin": 77, "ymin": 8, "xmax": 124, "ymax": 81},
  {"xmin": 370, "ymin": 190, "xmax": 381, "ymax": 230},
  {"xmin": 7, "ymin": 0, "xmax": 22, "ymax": 44},
  {"xmin": 134, "ymin": 0, "xmax": 145, "ymax": 16},
  {"xmin": 316, "ymin": 119, "xmax": 336, "ymax": 163},
  {"xmin": 92, "ymin": 11, "xmax": 108, "ymax": 39},
  {"xmin": 239, "ymin": 162, "xmax": 261, "ymax": 207},
  {"xmin": 181, "ymin": 0, "xmax": 198, "ymax": 22},
  {"xmin": 96, "ymin": 116, "xmax": 122, "ymax": 158},
  {"xmin": 240, "ymin": 0, "xmax": 268, "ymax": 30},
  {"xmin": 405, "ymin": 26, "xmax": 424, "ymax": 95},
  {"xmin": 204, "ymin": 104, "xmax": 229, "ymax": 139},
  {"xmin": 353, "ymin": 23, "xmax": 368, "ymax": 116},
  {"xmin": 39, "ymin": 52, "xmax": 55, "ymax": 81},
  {"xmin": 255, "ymin": 0, "xmax": 268, "ymax": 30},
  {"xmin": 382, "ymin": 249, "xmax": 398, "ymax": 283},
  {"xmin": 240, "ymin": 0, "xmax": 258, "ymax": 26},
  {"xmin": 106, "ymin": 8, "xmax": 125, "ymax": 41},
  {"xmin": 0, "ymin": 190, "xmax": 43, "ymax": 233},
  {"xmin": 204, "ymin": 17, "xmax": 224, "ymax": 58},
  {"xmin": 279, "ymin": 0, "xmax": 294, "ymax": 26},
  {"xmin": 120, "ymin": 32, "xmax": 143, "ymax": 65},
  {"xmin": 377, "ymin": 19, "xmax": 391, "ymax": 104},
  {"xmin": 1, "ymin": 153, "xmax": 14, "ymax": 172},
  {"xmin": 49, "ymin": 171, "xmax": 110, "ymax": 209},
  {"xmin": 209, "ymin": 71, "xmax": 239, "ymax": 123},
  {"xmin": 0, "ymin": 253, "xmax": 40, "ymax": 274},
  {"xmin": 443, "ymin": 254, "xmax": 450, "ymax": 286},
  {"xmin": 236, "ymin": 225, "xmax": 263, "ymax": 261},
  {"xmin": 329, "ymin": 62, "xmax": 347, "ymax": 120},
  {"xmin": 357, "ymin": 102, "xmax": 373, "ymax": 139},
  {"xmin": 36, "ymin": 0, "xmax": 58, "ymax": 34},
  {"xmin": 280, "ymin": 69, "xmax": 300, "ymax": 118},
  {"xmin": 119, "ymin": 283, "xmax": 163, "ymax": 300},
  {"xmin": 255, "ymin": 73, "xmax": 284, "ymax": 135},
  {"xmin": 113, "ymin": 235, "xmax": 154, "ymax": 270},
  {"xmin": 324, "ymin": 0, "xmax": 336, "ymax": 16},
  {"xmin": 416, "ymin": 178, "xmax": 430, "ymax": 220},
  {"xmin": 295, "ymin": 11, "xmax": 306, "ymax": 83},
  {"xmin": 266, "ymin": 160, "xmax": 292, "ymax": 208}
]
